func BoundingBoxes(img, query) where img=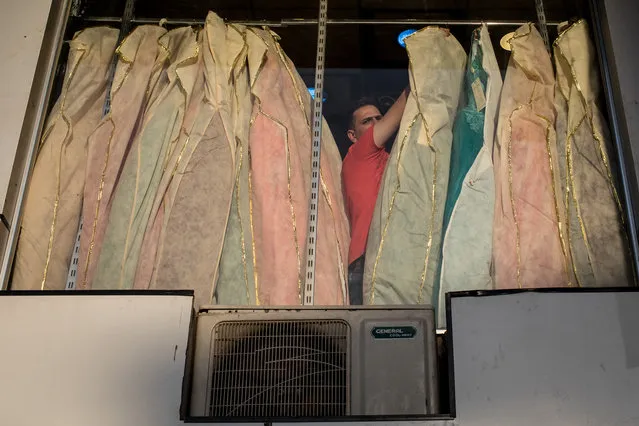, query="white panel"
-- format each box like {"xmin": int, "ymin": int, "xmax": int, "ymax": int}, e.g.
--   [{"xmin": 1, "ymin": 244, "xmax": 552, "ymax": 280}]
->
[
  {"xmin": 0, "ymin": 294, "xmax": 192, "ymax": 426},
  {"xmin": 451, "ymin": 291, "xmax": 639, "ymax": 426},
  {"xmin": 0, "ymin": 0, "xmax": 53, "ymax": 211}
]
